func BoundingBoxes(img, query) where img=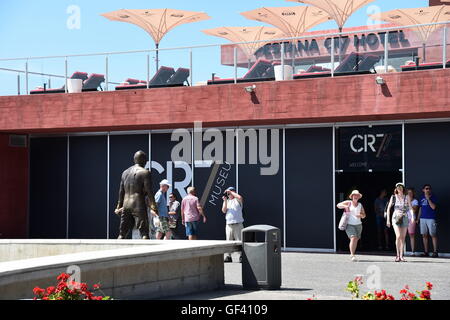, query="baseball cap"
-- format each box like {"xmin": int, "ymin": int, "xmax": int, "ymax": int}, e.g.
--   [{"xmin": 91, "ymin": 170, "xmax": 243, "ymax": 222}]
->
[{"xmin": 160, "ymin": 179, "xmax": 171, "ymax": 187}]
